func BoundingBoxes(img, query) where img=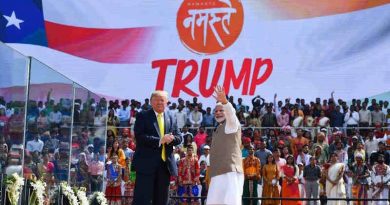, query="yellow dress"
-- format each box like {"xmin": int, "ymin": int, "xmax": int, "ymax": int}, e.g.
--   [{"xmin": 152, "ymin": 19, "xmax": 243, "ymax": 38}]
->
[{"xmin": 262, "ymin": 164, "xmax": 280, "ymax": 205}]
